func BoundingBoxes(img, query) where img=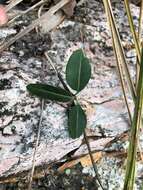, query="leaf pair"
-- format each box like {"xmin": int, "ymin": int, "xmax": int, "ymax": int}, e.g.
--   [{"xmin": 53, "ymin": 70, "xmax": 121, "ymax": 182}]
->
[
  {"xmin": 27, "ymin": 49, "xmax": 91, "ymax": 139},
  {"xmin": 66, "ymin": 49, "xmax": 90, "ymax": 138},
  {"xmin": 27, "ymin": 49, "xmax": 91, "ymax": 102}
]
